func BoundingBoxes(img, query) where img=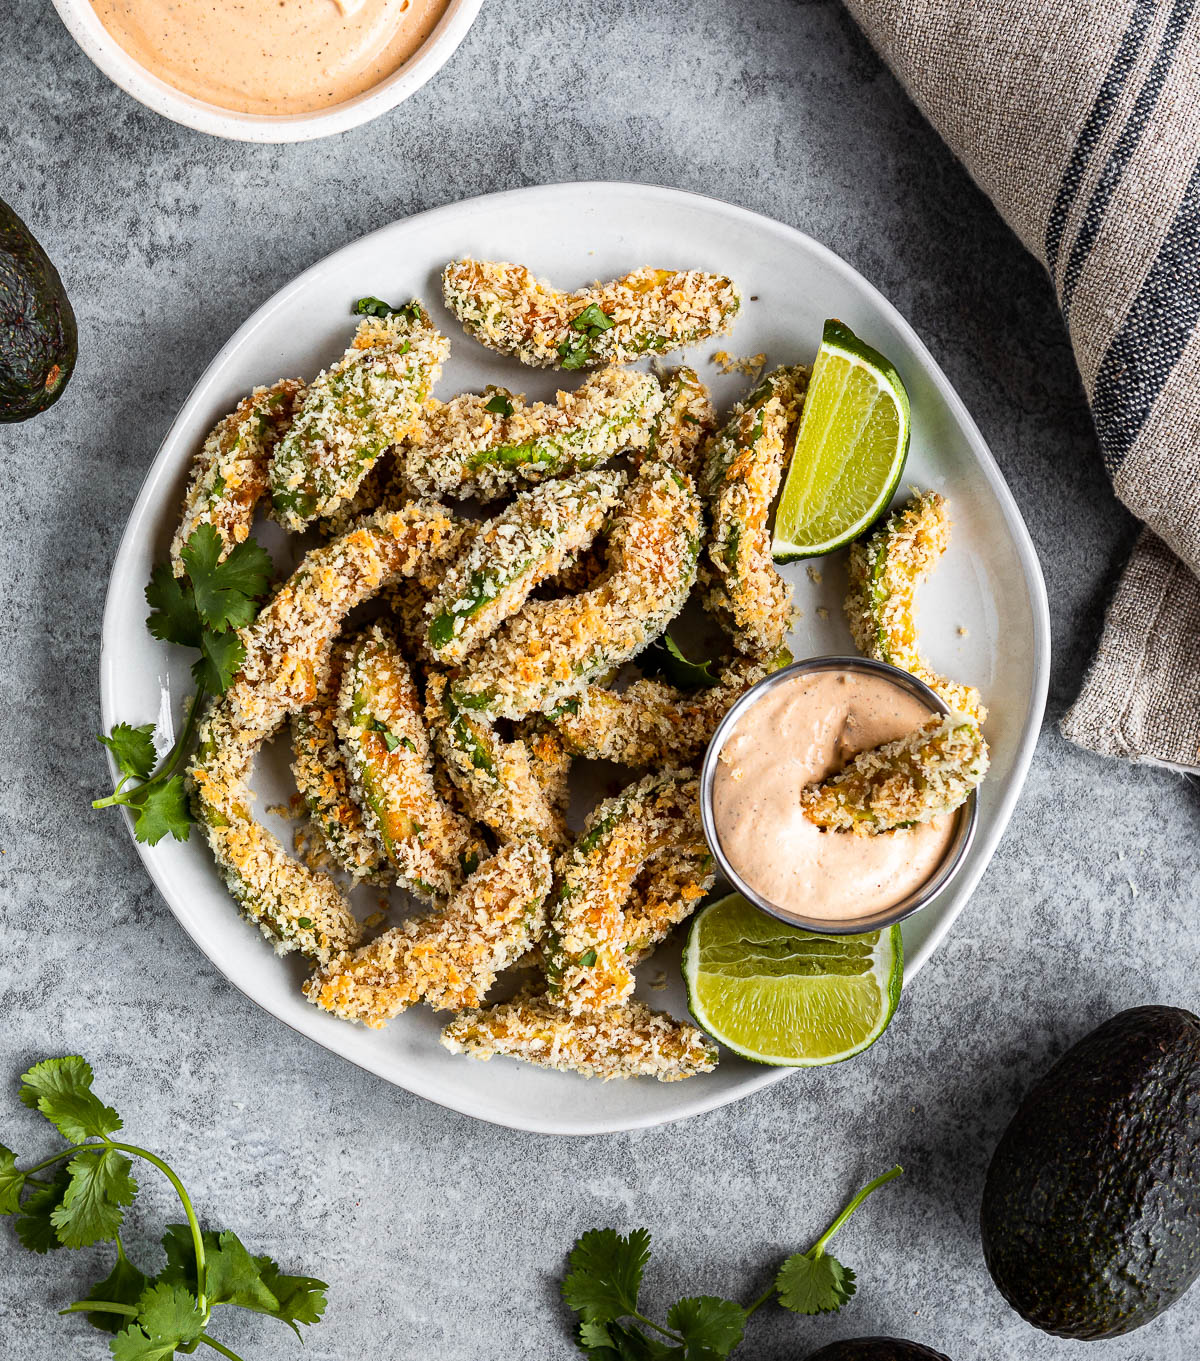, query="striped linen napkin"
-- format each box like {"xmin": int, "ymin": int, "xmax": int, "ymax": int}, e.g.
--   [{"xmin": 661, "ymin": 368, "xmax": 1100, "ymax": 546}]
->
[{"xmin": 842, "ymin": 0, "xmax": 1200, "ymax": 771}]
